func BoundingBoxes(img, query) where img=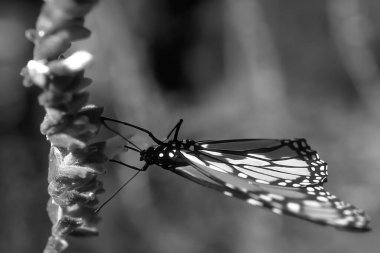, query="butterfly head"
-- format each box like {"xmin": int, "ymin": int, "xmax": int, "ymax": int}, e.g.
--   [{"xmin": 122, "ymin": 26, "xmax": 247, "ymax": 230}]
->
[{"xmin": 140, "ymin": 147, "xmax": 155, "ymax": 165}]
